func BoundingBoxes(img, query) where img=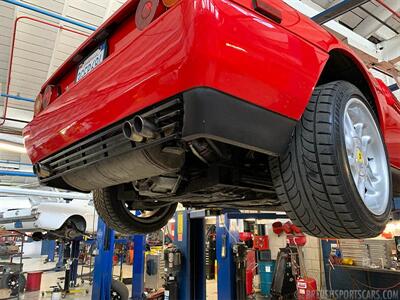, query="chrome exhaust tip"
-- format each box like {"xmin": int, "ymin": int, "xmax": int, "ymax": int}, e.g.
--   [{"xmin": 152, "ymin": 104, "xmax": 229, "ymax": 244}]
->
[
  {"xmin": 35, "ymin": 163, "xmax": 51, "ymax": 178},
  {"xmin": 122, "ymin": 121, "xmax": 144, "ymax": 142},
  {"xmin": 132, "ymin": 115, "xmax": 158, "ymax": 139}
]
